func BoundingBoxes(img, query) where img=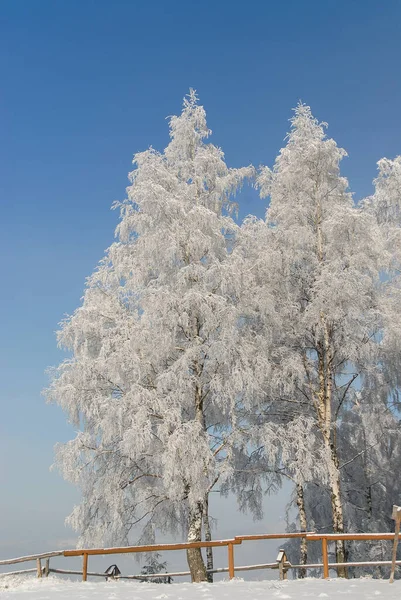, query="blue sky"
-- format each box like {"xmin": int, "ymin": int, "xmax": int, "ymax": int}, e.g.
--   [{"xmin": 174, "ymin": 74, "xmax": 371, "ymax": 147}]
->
[{"xmin": 1, "ymin": 0, "xmax": 401, "ymax": 567}]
